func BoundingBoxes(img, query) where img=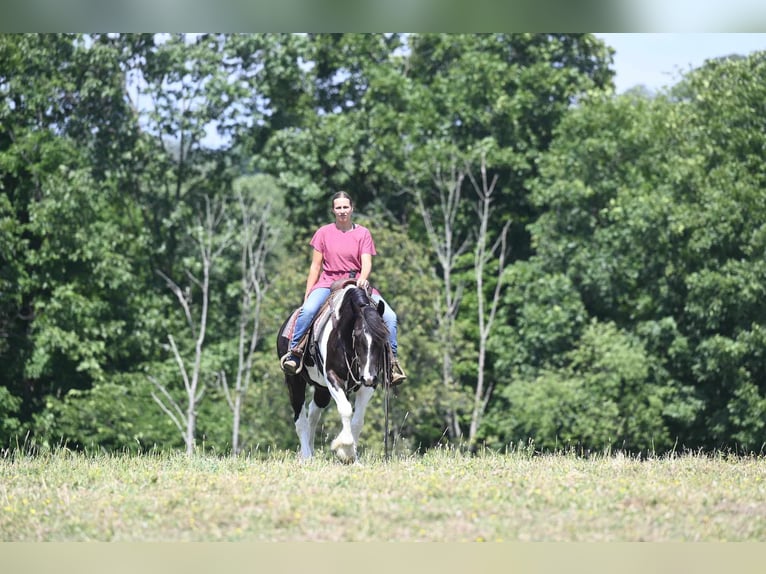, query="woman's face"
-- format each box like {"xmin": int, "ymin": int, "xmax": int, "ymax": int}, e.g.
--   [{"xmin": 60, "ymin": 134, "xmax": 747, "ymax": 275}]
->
[{"xmin": 332, "ymin": 197, "xmax": 353, "ymax": 223}]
